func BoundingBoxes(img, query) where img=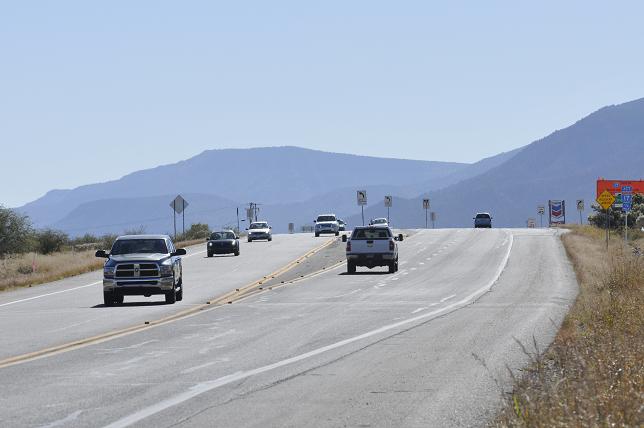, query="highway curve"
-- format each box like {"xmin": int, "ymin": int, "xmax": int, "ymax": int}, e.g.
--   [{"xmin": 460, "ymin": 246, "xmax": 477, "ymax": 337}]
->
[{"xmin": 0, "ymin": 229, "xmax": 577, "ymax": 427}]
